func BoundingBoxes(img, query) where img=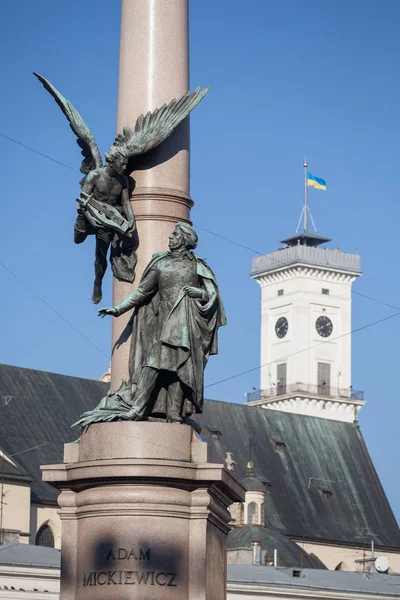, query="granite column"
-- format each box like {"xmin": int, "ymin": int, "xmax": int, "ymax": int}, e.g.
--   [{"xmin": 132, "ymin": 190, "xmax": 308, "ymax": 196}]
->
[{"xmin": 111, "ymin": 0, "xmax": 193, "ymax": 388}]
